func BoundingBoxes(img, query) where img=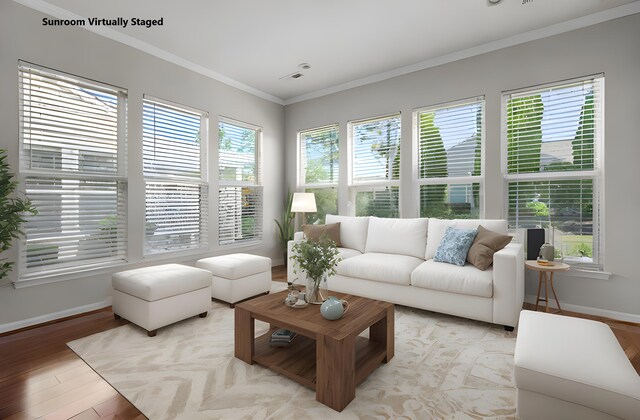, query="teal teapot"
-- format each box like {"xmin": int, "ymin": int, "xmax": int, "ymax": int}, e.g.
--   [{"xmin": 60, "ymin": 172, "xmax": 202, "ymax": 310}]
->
[{"xmin": 320, "ymin": 297, "xmax": 349, "ymax": 320}]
